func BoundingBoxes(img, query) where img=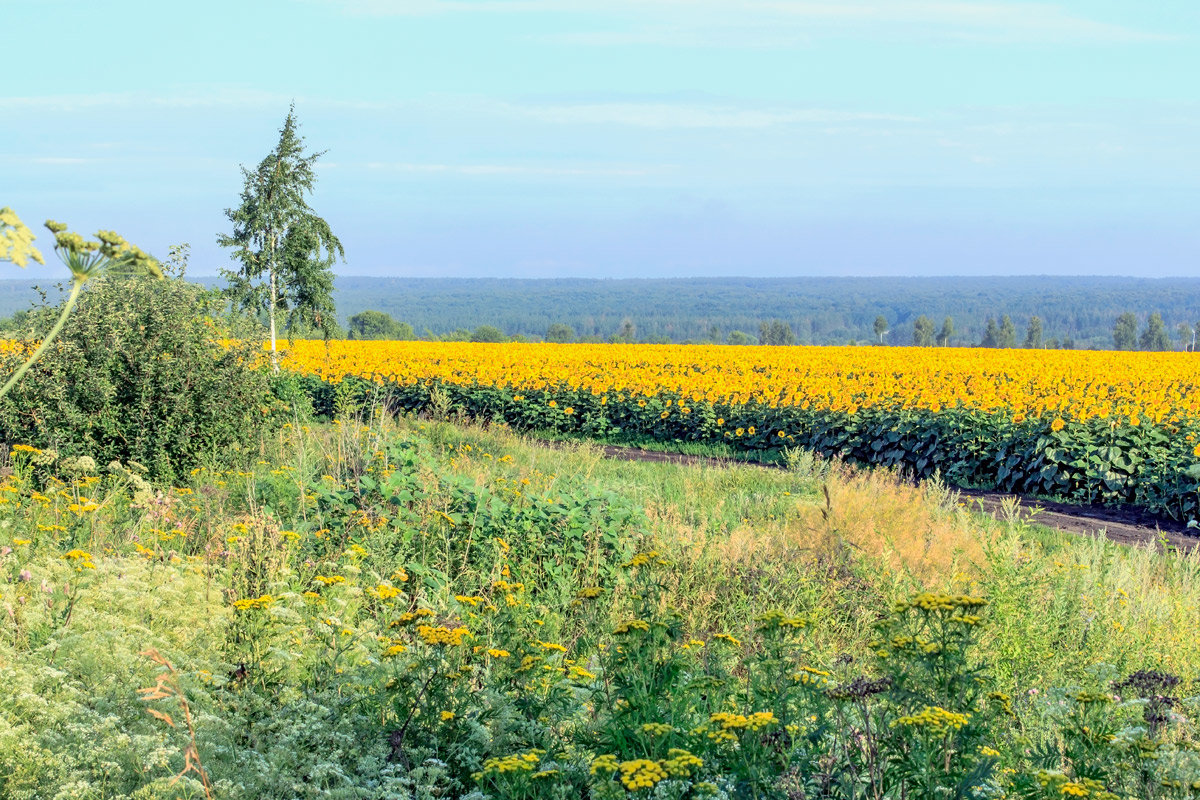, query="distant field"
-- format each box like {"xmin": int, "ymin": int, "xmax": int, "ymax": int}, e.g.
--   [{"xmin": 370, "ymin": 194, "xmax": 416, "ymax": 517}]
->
[{"xmin": 280, "ymin": 340, "xmax": 1200, "ymax": 523}]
